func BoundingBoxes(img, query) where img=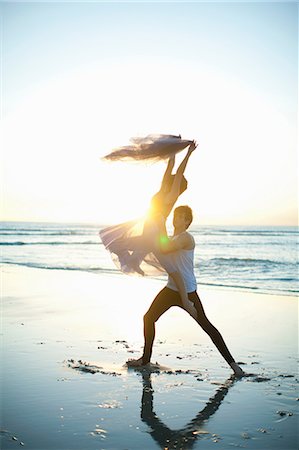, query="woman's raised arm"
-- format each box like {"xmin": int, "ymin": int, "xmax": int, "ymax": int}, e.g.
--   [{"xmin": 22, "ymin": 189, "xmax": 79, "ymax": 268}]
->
[
  {"xmin": 165, "ymin": 141, "xmax": 197, "ymax": 203},
  {"xmin": 160, "ymin": 155, "xmax": 175, "ymax": 190}
]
